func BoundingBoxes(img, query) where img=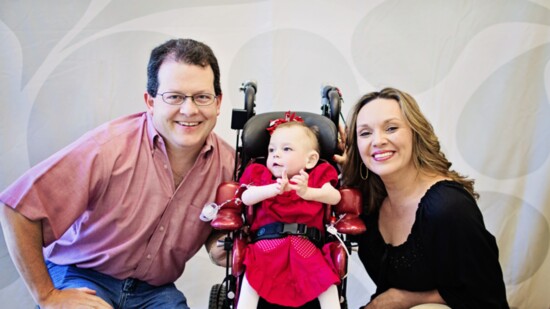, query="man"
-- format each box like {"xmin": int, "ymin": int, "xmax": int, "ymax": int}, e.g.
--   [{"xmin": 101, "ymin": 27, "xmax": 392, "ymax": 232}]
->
[{"xmin": 0, "ymin": 38, "xmax": 234, "ymax": 308}]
